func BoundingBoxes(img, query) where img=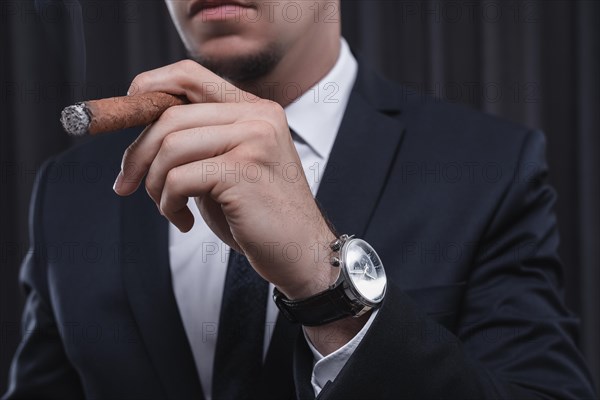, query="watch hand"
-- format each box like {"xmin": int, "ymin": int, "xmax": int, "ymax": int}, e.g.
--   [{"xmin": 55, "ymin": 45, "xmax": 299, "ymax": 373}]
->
[
  {"xmin": 349, "ymin": 269, "xmax": 366, "ymax": 275},
  {"xmin": 360, "ymin": 258, "xmax": 378, "ymax": 280},
  {"xmin": 349, "ymin": 261, "xmax": 377, "ymax": 280},
  {"xmin": 364, "ymin": 268, "xmax": 377, "ymax": 280}
]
